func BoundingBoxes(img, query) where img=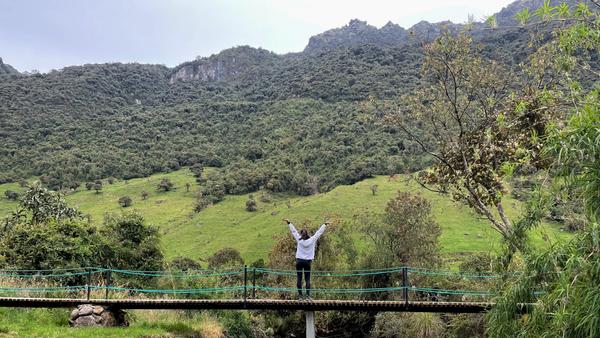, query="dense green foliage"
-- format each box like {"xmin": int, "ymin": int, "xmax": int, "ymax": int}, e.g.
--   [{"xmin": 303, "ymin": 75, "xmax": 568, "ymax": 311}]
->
[
  {"xmin": 0, "ymin": 2, "xmax": 575, "ymax": 197},
  {"xmin": 487, "ymin": 2, "xmax": 600, "ymax": 337},
  {"xmin": 0, "ymin": 185, "xmax": 163, "ymax": 271}
]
